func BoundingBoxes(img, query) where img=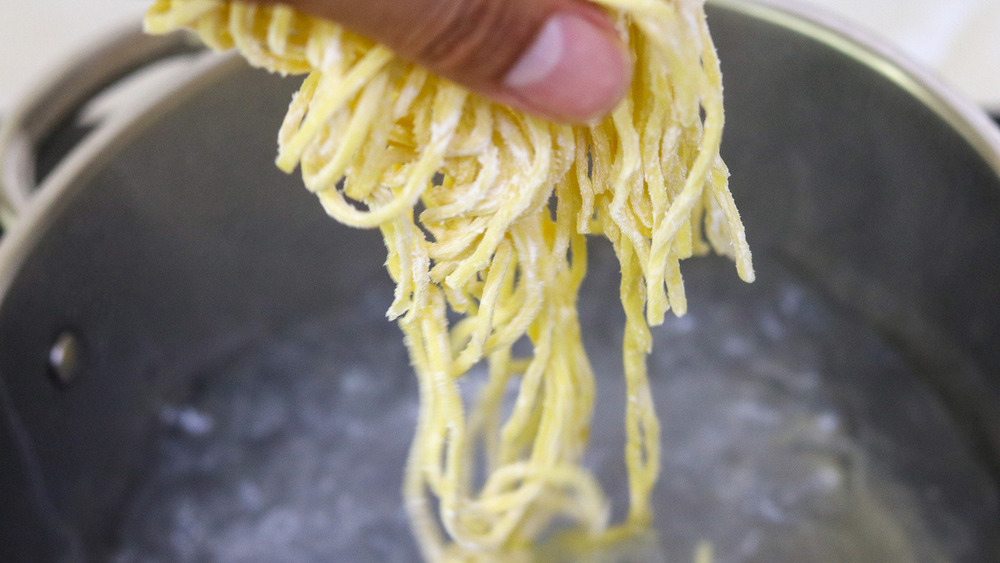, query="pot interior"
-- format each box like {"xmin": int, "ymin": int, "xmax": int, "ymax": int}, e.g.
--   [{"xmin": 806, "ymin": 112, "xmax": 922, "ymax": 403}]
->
[{"xmin": 0, "ymin": 3, "xmax": 998, "ymax": 561}]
